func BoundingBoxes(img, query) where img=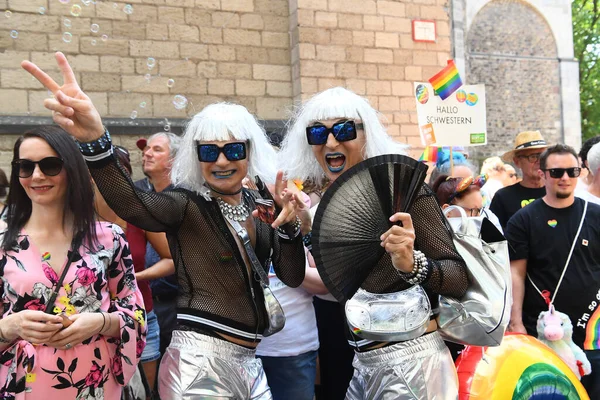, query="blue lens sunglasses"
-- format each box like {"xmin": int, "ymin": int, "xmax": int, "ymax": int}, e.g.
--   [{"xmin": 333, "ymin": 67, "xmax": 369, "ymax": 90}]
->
[
  {"xmin": 306, "ymin": 120, "xmax": 363, "ymax": 146},
  {"xmin": 197, "ymin": 142, "xmax": 247, "ymax": 162}
]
